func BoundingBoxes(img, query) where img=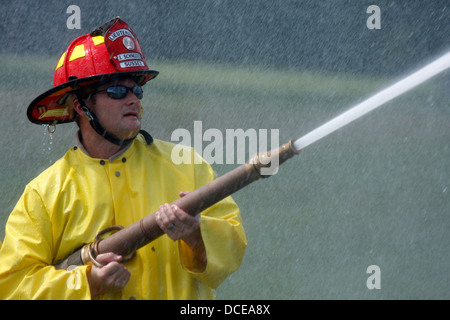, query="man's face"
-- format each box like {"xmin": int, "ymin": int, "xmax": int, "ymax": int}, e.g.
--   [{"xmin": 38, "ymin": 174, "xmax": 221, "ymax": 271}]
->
[{"xmin": 88, "ymin": 78, "xmax": 143, "ymax": 140}]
